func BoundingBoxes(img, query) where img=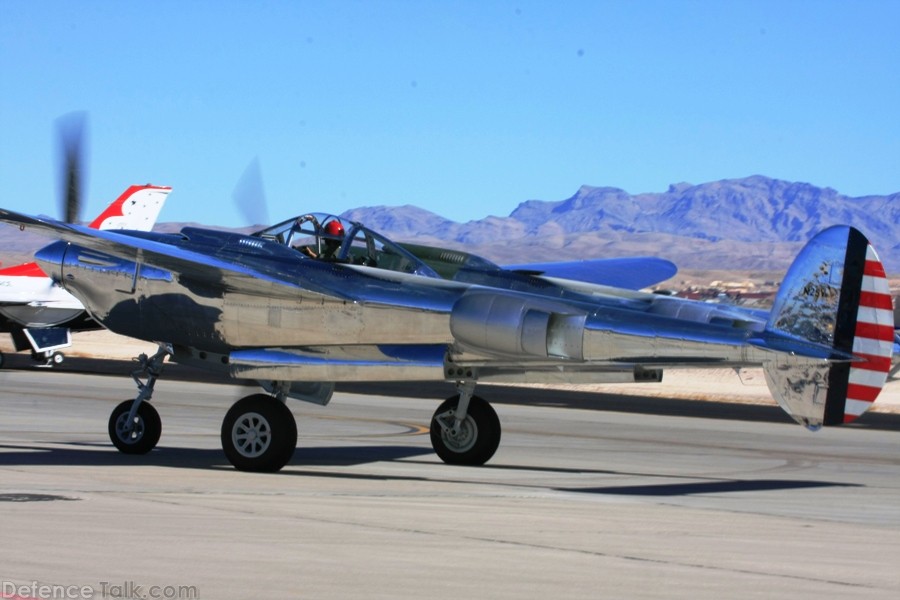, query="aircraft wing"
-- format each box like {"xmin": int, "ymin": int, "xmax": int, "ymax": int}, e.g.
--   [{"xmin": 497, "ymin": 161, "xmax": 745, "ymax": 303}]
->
[
  {"xmin": 504, "ymin": 257, "xmax": 677, "ymax": 290},
  {"xmin": 0, "ymin": 209, "xmax": 352, "ymax": 301}
]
